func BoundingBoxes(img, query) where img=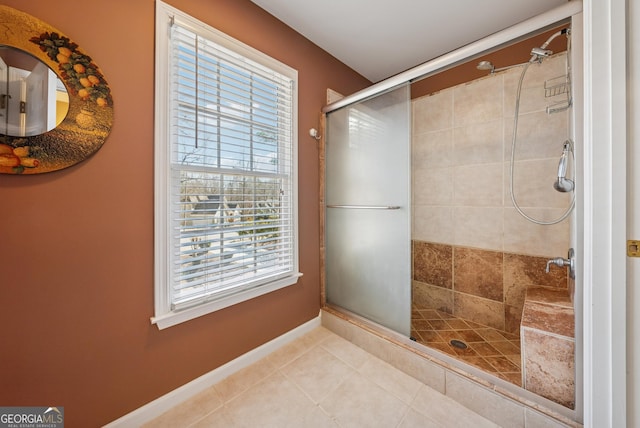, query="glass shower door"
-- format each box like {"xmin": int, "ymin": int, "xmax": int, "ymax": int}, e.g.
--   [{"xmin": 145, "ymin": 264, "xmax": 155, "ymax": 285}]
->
[{"xmin": 325, "ymin": 84, "xmax": 411, "ymax": 336}]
